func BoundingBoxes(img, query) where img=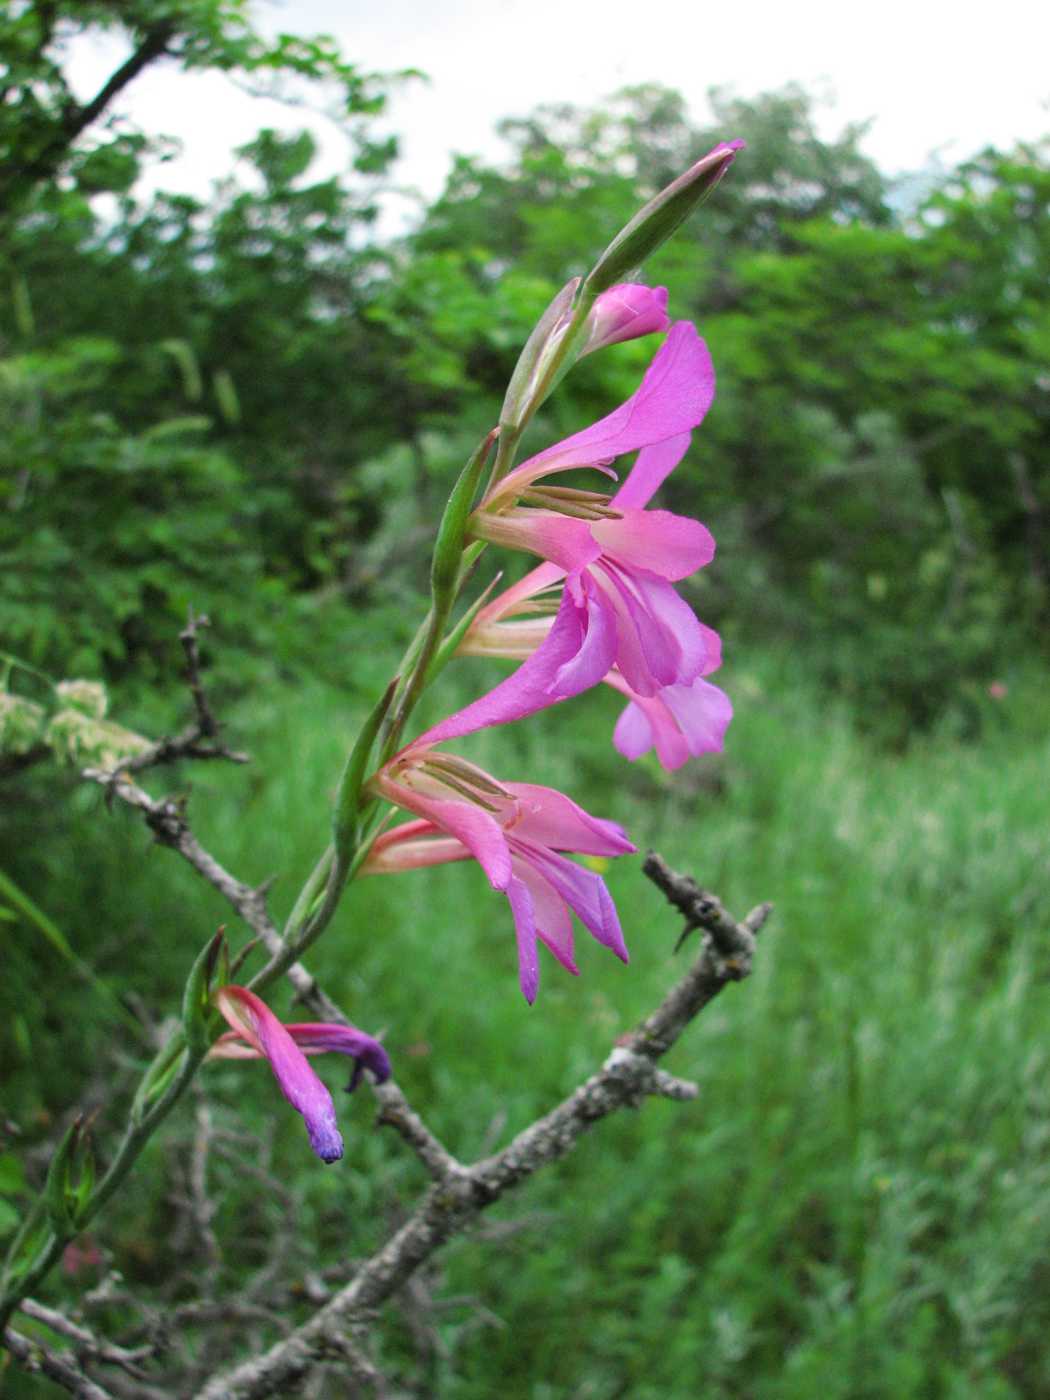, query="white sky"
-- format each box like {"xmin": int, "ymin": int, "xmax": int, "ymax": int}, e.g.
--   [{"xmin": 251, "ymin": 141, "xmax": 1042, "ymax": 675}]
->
[{"xmin": 66, "ymin": 0, "xmax": 1050, "ymax": 212}]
